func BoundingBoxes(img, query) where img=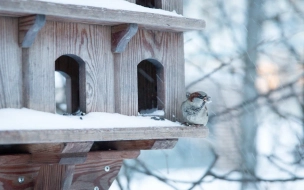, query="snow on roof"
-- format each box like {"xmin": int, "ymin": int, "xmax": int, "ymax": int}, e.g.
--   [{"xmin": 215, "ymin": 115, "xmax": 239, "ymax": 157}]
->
[
  {"xmin": 35, "ymin": 0, "xmax": 182, "ymax": 17},
  {"xmin": 0, "ymin": 108, "xmax": 181, "ymax": 130}
]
